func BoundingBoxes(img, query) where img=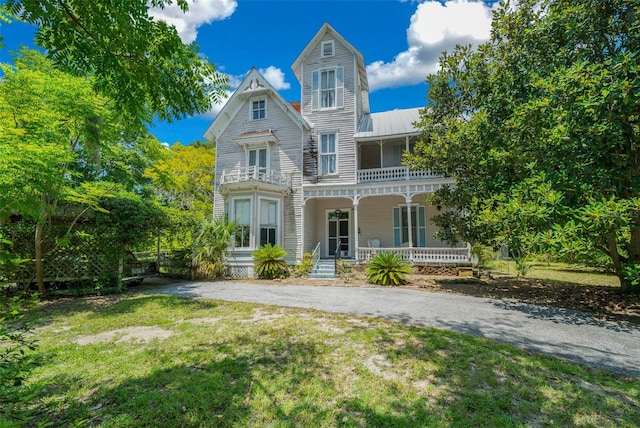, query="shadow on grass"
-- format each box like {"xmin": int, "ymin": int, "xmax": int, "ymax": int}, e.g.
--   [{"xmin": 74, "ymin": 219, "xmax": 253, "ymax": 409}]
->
[
  {"xmin": 19, "ymin": 308, "xmax": 640, "ymax": 427},
  {"xmin": 366, "ymin": 309, "xmax": 640, "ymax": 379},
  {"xmin": 27, "ymin": 295, "xmax": 217, "ymax": 330}
]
